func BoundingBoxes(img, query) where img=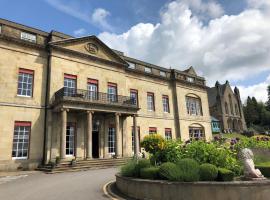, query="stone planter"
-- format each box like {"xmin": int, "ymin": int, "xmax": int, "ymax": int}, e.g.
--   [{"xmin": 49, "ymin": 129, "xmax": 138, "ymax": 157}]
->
[{"xmin": 116, "ymin": 174, "xmax": 270, "ymax": 200}]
